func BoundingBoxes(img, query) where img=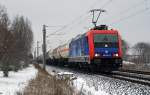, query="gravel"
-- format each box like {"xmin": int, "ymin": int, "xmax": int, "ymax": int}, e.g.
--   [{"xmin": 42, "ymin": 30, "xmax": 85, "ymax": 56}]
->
[{"xmin": 45, "ymin": 65, "xmax": 150, "ymax": 95}]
